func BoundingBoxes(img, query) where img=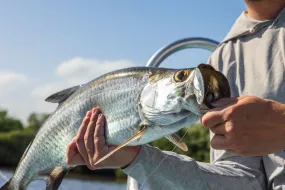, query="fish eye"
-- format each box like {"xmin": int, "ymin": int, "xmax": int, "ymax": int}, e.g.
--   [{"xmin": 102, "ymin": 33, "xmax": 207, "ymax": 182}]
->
[{"xmin": 173, "ymin": 70, "xmax": 189, "ymax": 82}]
